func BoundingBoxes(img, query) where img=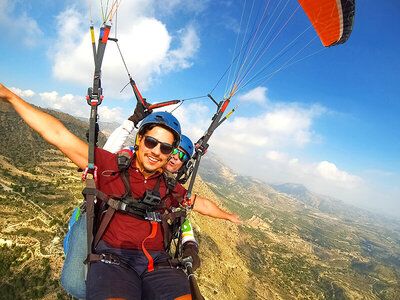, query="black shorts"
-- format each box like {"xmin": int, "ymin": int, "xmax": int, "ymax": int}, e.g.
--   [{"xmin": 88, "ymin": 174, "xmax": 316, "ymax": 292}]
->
[{"xmin": 86, "ymin": 241, "xmax": 191, "ymax": 300}]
